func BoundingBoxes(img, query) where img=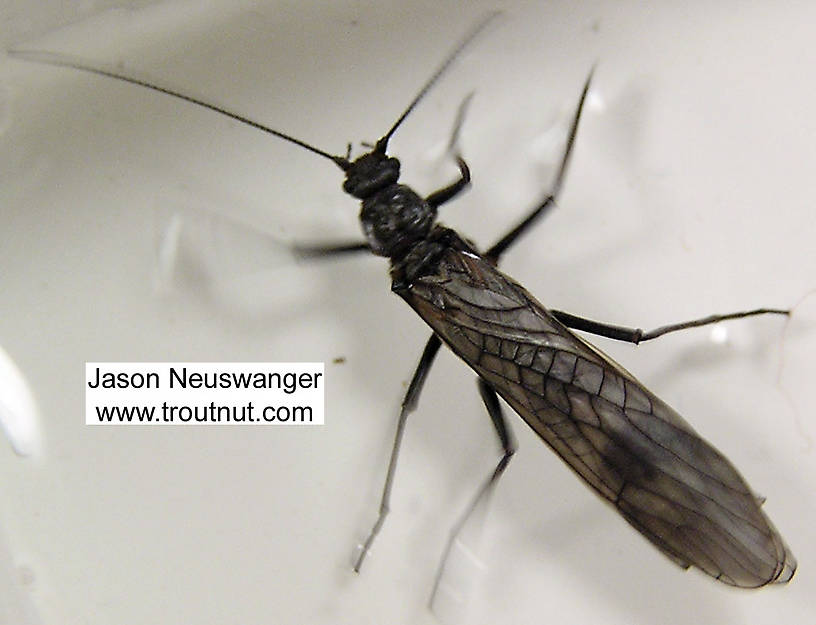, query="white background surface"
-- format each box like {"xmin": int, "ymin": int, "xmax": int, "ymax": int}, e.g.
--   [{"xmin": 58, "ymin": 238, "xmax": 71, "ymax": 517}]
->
[{"xmin": 1, "ymin": 1, "xmax": 814, "ymax": 624}]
